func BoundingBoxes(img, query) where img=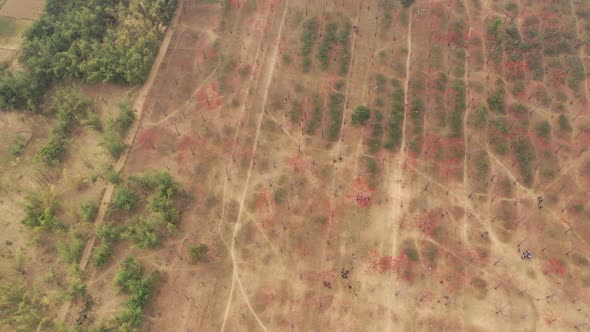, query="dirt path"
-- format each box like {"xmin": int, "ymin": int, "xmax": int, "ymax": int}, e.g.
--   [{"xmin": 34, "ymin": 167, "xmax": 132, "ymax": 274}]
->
[
  {"xmin": 386, "ymin": 8, "xmax": 412, "ymax": 332},
  {"xmin": 219, "ymin": 2, "xmax": 290, "ymax": 331},
  {"xmin": 460, "ymin": 1, "xmax": 473, "ymax": 329},
  {"xmin": 56, "ymin": 0, "xmax": 187, "ymax": 324}
]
